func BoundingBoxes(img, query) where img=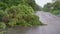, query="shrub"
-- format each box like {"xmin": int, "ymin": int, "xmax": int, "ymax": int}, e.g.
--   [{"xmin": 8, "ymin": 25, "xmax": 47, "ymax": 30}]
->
[
  {"xmin": 0, "ymin": 0, "xmax": 43, "ymax": 27},
  {"xmin": 4, "ymin": 4, "xmax": 43, "ymax": 27}
]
